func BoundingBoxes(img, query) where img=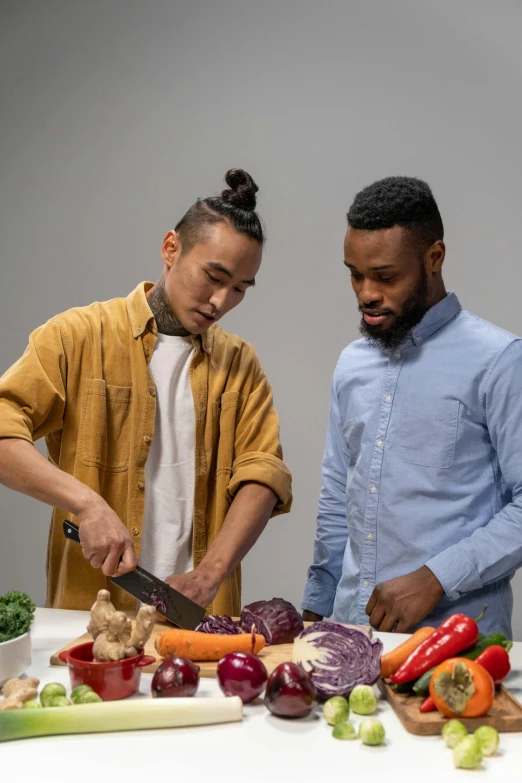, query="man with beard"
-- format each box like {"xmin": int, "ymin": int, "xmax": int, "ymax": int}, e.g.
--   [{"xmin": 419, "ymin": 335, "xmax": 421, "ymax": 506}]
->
[{"xmin": 302, "ymin": 176, "xmax": 522, "ymax": 636}]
